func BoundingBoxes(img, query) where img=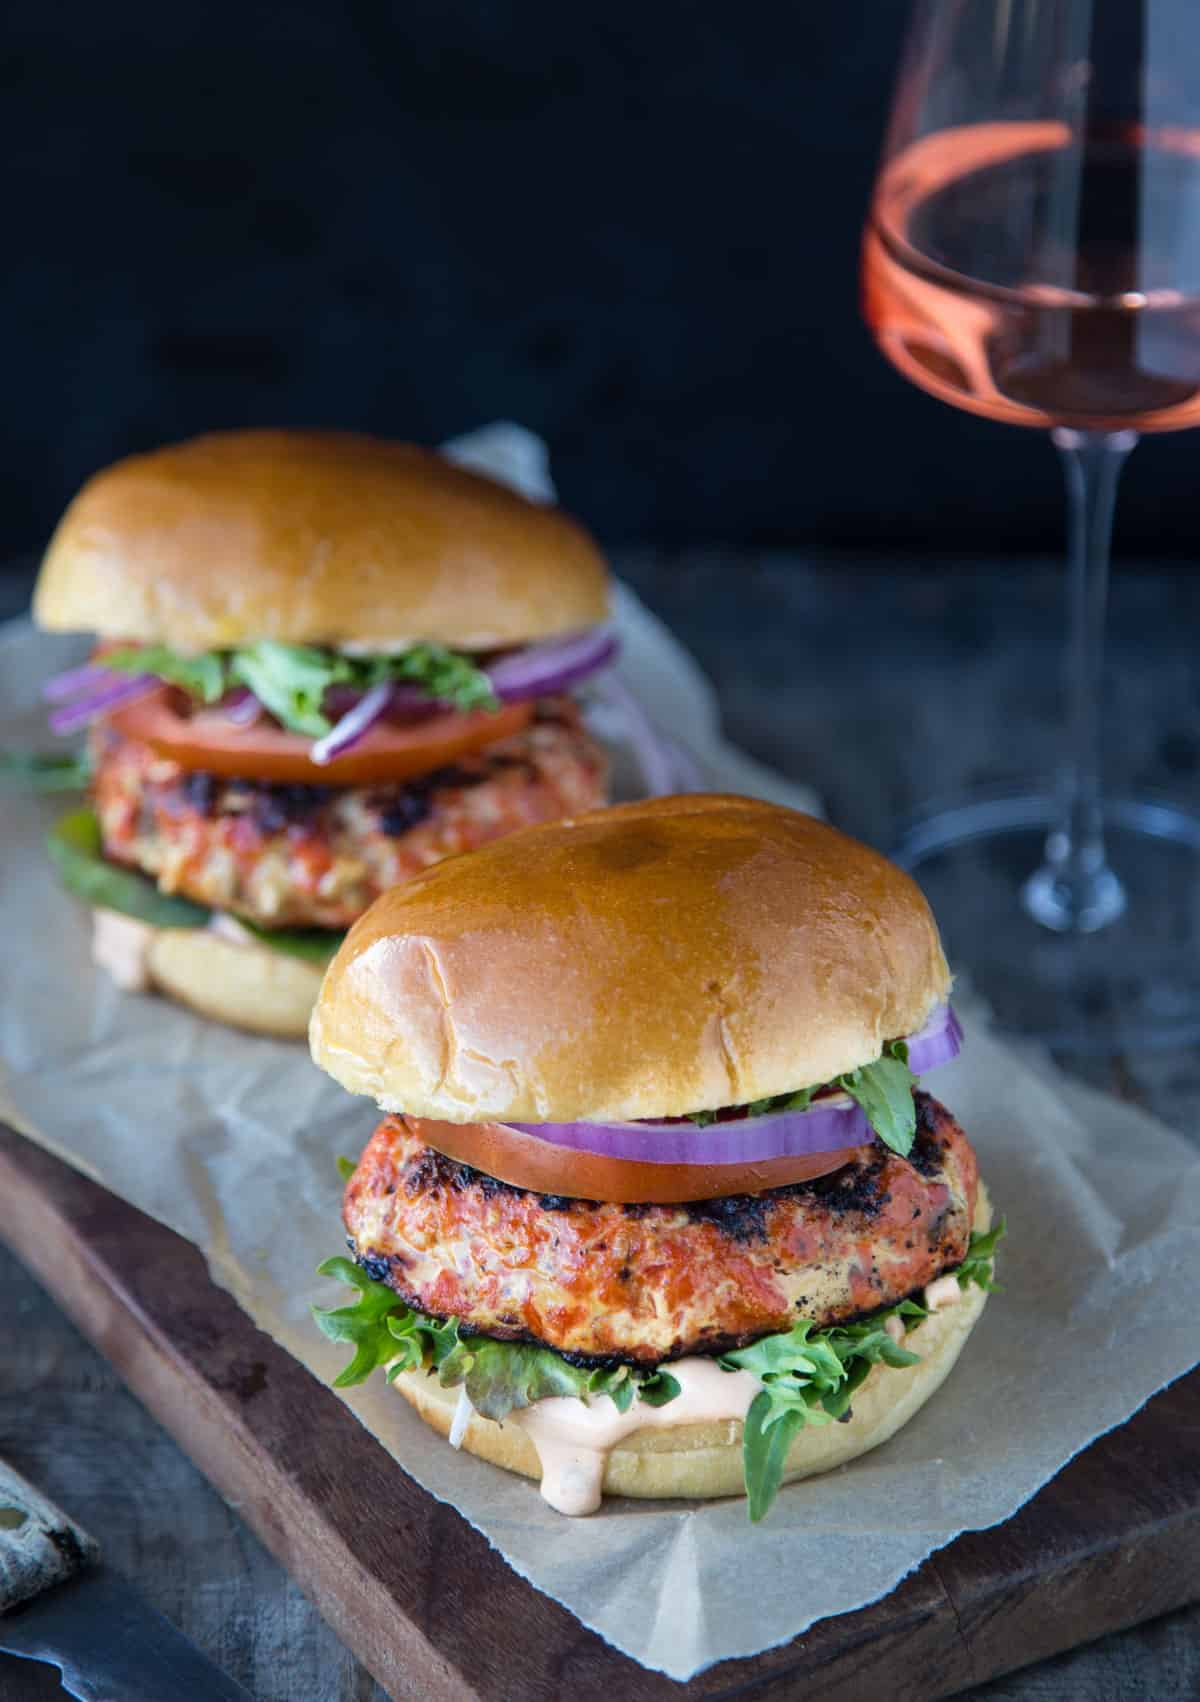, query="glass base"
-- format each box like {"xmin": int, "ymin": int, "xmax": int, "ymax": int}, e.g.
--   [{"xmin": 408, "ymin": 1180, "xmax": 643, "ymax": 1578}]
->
[{"xmin": 892, "ymin": 792, "xmax": 1200, "ymax": 1051}]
